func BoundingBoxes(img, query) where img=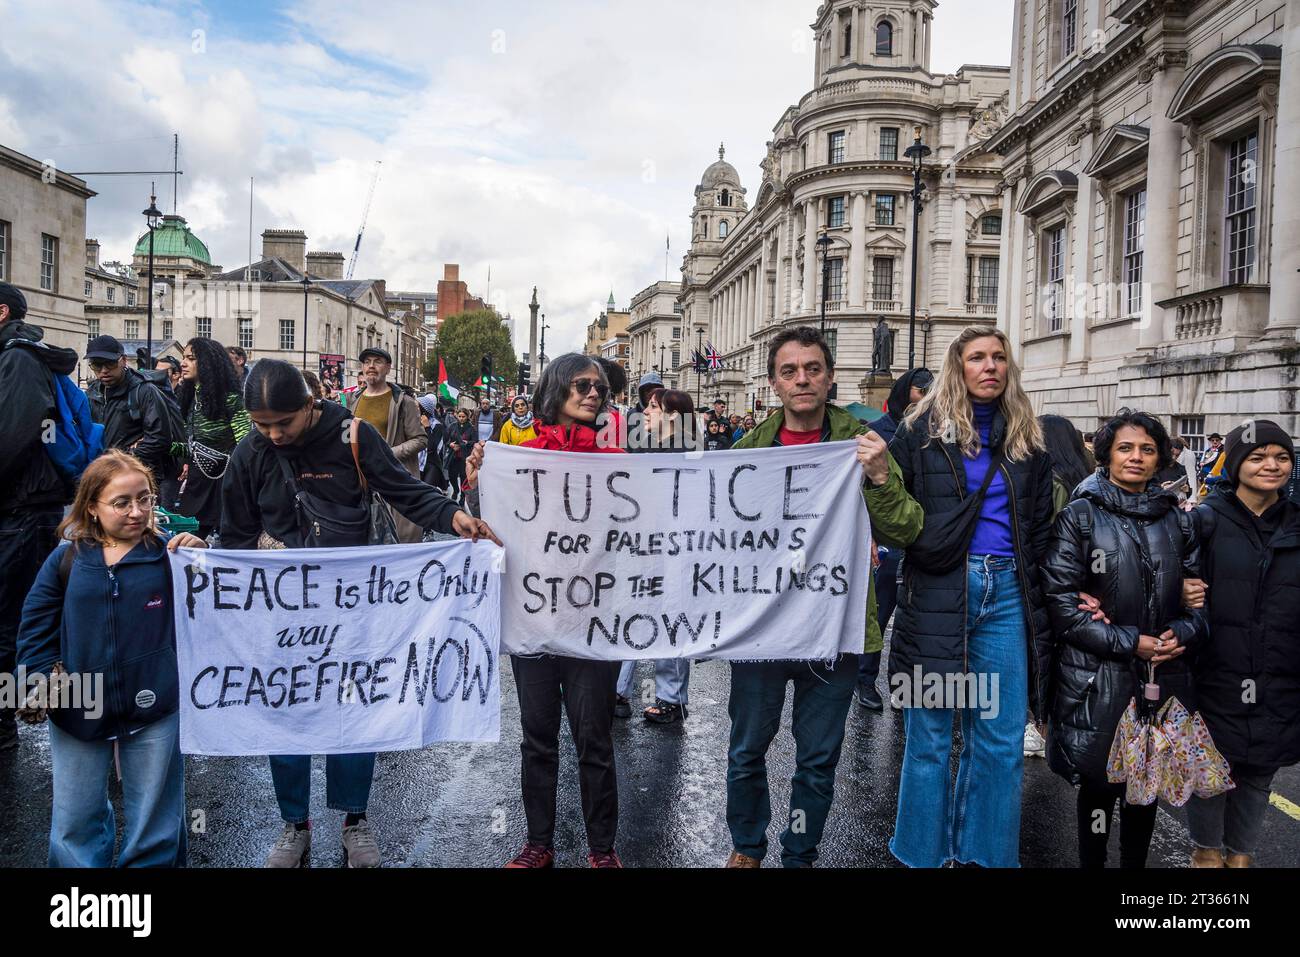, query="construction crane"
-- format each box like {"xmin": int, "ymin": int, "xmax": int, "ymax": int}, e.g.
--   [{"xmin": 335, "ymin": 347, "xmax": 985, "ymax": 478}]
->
[{"xmin": 345, "ymin": 160, "xmax": 382, "ymax": 281}]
